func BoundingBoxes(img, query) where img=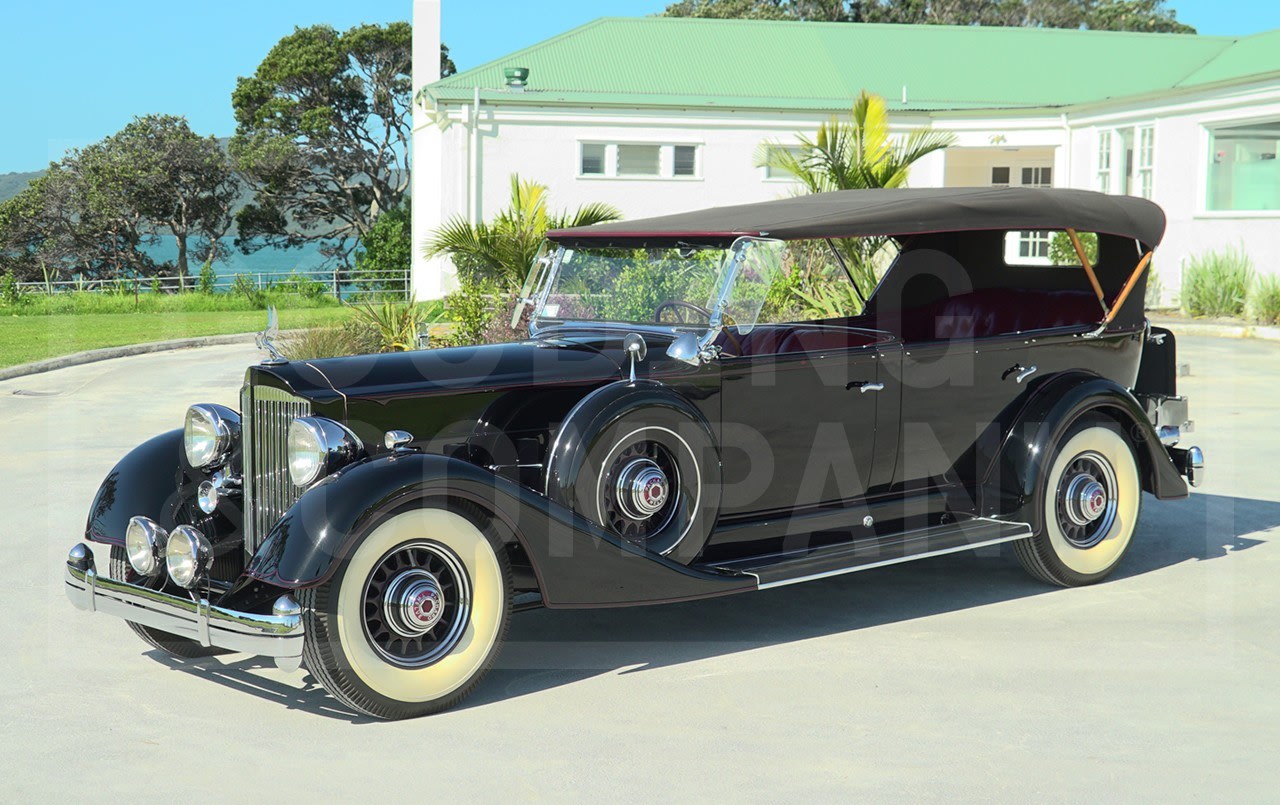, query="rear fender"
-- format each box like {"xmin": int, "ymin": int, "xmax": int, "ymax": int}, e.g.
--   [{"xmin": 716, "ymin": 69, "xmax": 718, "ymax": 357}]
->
[
  {"xmin": 982, "ymin": 373, "xmax": 1188, "ymax": 531},
  {"xmin": 243, "ymin": 453, "xmax": 752, "ymax": 608}
]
